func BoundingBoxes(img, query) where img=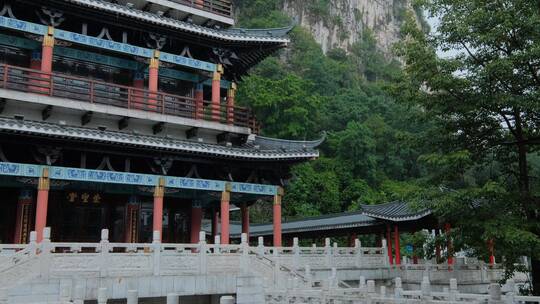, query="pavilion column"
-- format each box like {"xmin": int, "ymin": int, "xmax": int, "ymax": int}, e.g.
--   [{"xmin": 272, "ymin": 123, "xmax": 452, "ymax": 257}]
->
[
  {"xmin": 211, "ymin": 64, "xmax": 223, "ymax": 122},
  {"xmin": 13, "ymin": 189, "xmax": 34, "ymax": 244},
  {"xmin": 195, "ymin": 0, "xmax": 204, "ymax": 8},
  {"xmin": 220, "ymin": 186, "xmax": 231, "ymax": 244},
  {"xmin": 131, "ymin": 72, "xmax": 145, "ymax": 110},
  {"xmin": 273, "ymin": 187, "xmax": 284, "ymax": 247},
  {"xmin": 394, "ymin": 225, "xmax": 401, "ymax": 265},
  {"xmin": 226, "ymin": 82, "xmax": 236, "ymax": 125},
  {"xmin": 445, "ymin": 223, "xmax": 453, "ymax": 265},
  {"xmin": 241, "ymin": 202, "xmax": 249, "ymax": 239},
  {"xmin": 148, "ymin": 51, "xmax": 160, "ymax": 109},
  {"xmin": 30, "ymin": 50, "xmax": 42, "ymax": 70},
  {"xmin": 153, "ymin": 178, "xmax": 165, "ymax": 241},
  {"xmin": 488, "ymin": 239, "xmax": 495, "ymax": 265},
  {"xmin": 195, "ymin": 83, "xmax": 204, "ymax": 119},
  {"xmin": 41, "ymin": 27, "xmax": 54, "ymax": 73},
  {"xmin": 211, "ymin": 207, "xmax": 219, "ymax": 241},
  {"xmin": 35, "ymin": 168, "xmax": 50, "ymax": 243},
  {"xmin": 133, "ymin": 72, "xmax": 145, "ymax": 89},
  {"xmin": 386, "ymin": 225, "xmax": 393, "ymax": 265},
  {"xmin": 348, "ymin": 233, "xmax": 357, "ymax": 247},
  {"xmin": 125, "ymin": 195, "xmax": 140, "ymax": 243},
  {"xmin": 190, "ymin": 201, "xmax": 203, "ymax": 243}
]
